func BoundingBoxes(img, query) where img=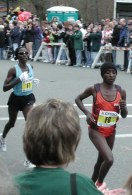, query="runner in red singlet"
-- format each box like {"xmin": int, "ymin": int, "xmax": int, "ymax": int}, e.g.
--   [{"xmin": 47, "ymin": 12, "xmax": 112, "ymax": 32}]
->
[{"xmin": 75, "ymin": 62, "xmax": 128, "ymax": 187}]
